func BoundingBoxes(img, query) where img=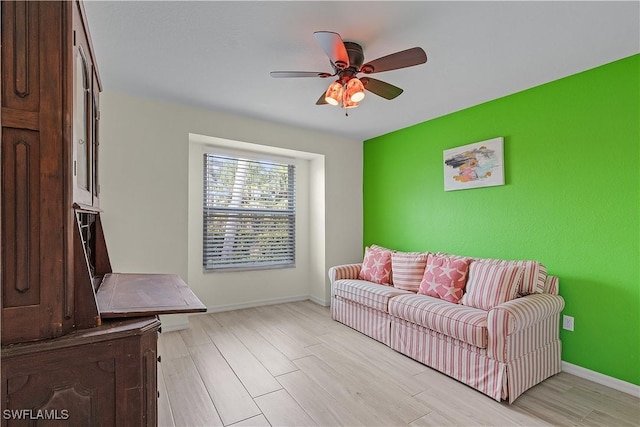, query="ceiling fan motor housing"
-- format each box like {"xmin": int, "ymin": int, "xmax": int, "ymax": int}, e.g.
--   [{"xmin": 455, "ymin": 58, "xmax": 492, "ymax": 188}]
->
[
  {"xmin": 334, "ymin": 42, "xmax": 365, "ymax": 83},
  {"xmin": 343, "ymin": 42, "xmax": 365, "ymax": 70}
]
